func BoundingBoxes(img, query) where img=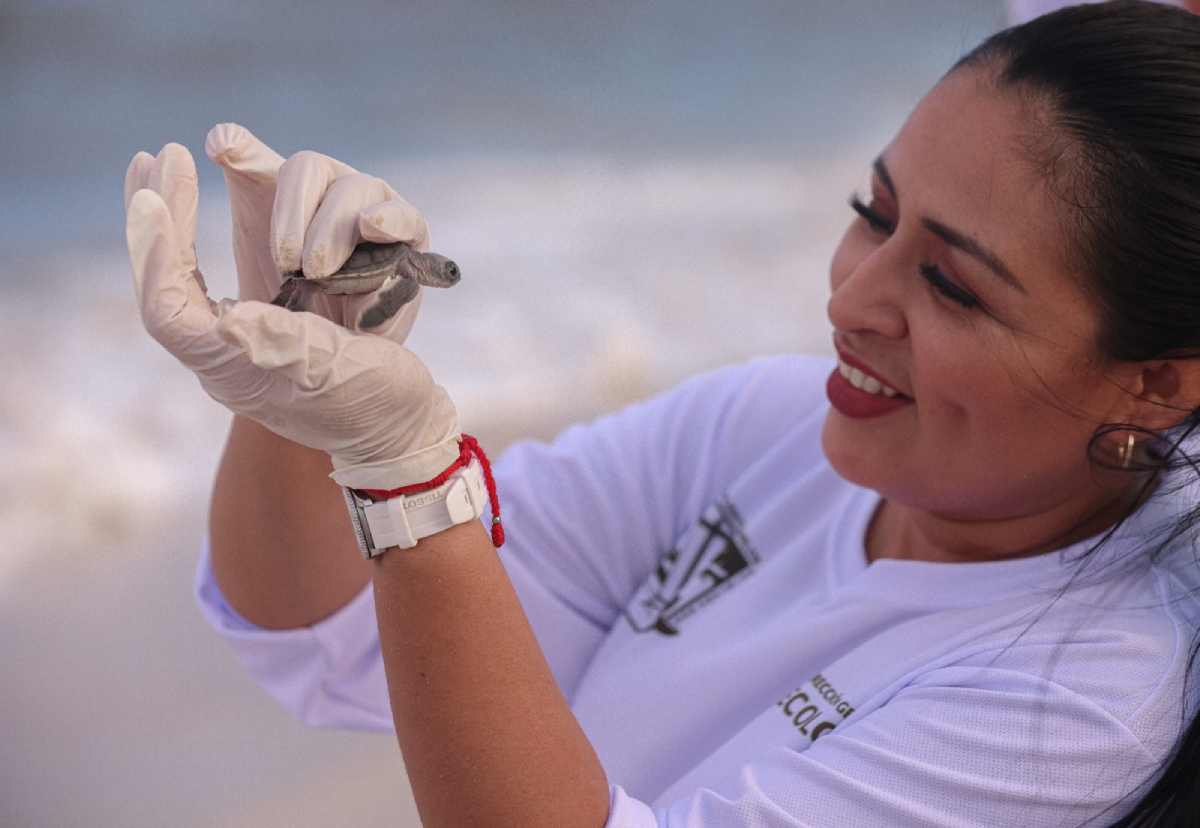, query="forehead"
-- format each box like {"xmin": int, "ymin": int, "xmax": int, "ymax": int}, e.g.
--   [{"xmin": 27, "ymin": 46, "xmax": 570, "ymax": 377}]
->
[
  {"xmin": 889, "ymin": 69, "xmax": 1047, "ymax": 224},
  {"xmin": 885, "ymin": 67, "xmax": 1090, "ymax": 308}
]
